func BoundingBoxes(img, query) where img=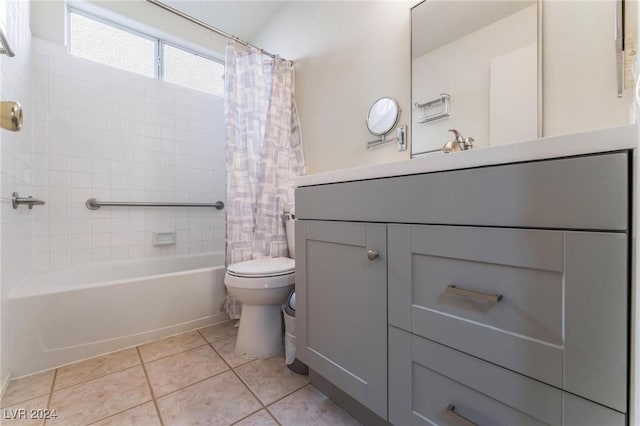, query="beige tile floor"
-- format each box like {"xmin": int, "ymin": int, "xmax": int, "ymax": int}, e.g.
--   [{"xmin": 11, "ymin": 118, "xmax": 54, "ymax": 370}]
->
[{"xmin": 0, "ymin": 321, "xmax": 361, "ymax": 426}]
